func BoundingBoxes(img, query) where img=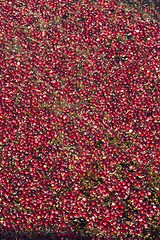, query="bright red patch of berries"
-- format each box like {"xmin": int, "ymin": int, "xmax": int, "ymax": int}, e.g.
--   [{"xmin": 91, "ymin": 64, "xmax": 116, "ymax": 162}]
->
[{"xmin": 0, "ymin": 0, "xmax": 160, "ymax": 239}]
